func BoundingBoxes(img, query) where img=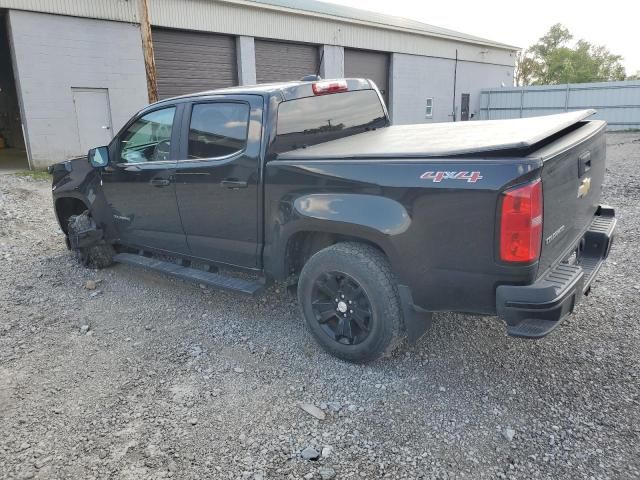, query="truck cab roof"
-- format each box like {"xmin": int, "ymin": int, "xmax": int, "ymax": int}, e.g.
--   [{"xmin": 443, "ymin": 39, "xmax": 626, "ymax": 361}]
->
[{"xmin": 150, "ymin": 78, "xmax": 377, "ymax": 106}]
